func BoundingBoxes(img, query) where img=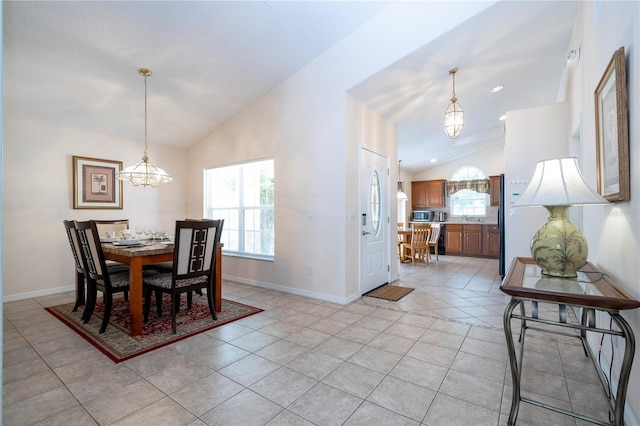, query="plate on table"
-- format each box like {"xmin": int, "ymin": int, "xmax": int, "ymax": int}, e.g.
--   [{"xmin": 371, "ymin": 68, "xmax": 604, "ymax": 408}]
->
[
  {"xmin": 160, "ymin": 241, "xmax": 174, "ymax": 245},
  {"xmin": 112, "ymin": 240, "xmax": 143, "ymax": 247},
  {"xmin": 100, "ymin": 237, "xmax": 120, "ymax": 243}
]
